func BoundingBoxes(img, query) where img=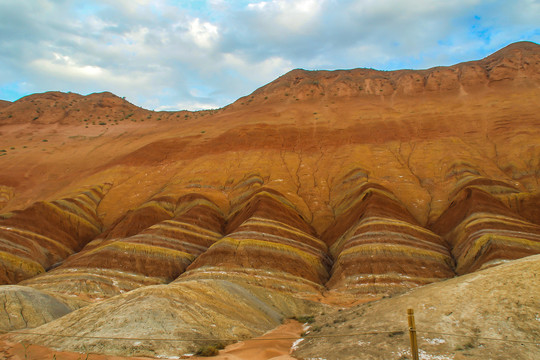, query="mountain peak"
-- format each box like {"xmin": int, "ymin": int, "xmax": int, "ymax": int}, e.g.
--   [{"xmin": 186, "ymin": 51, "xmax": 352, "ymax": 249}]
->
[{"xmin": 230, "ymin": 41, "xmax": 540, "ymax": 107}]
